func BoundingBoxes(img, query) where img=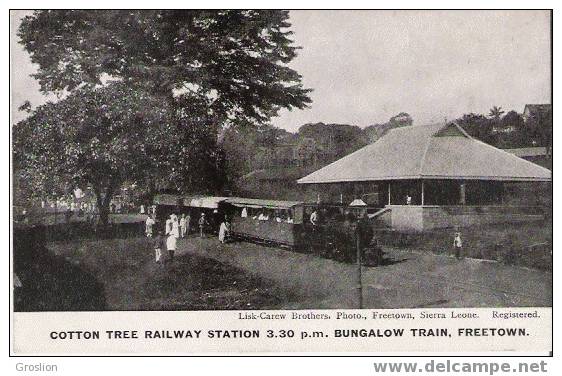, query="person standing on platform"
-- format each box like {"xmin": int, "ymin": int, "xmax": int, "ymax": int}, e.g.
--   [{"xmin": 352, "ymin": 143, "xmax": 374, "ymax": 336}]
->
[
  {"xmin": 153, "ymin": 230, "xmax": 165, "ymax": 263},
  {"xmin": 179, "ymin": 214, "xmax": 187, "ymax": 238},
  {"xmin": 218, "ymin": 216, "xmax": 230, "ymax": 244},
  {"xmin": 310, "ymin": 208, "xmax": 318, "ymax": 227},
  {"xmin": 309, "ymin": 208, "xmax": 320, "ymax": 251},
  {"xmin": 453, "ymin": 232, "xmax": 463, "ymax": 259},
  {"xmin": 145, "ymin": 214, "xmax": 155, "ymax": 237},
  {"xmin": 198, "ymin": 213, "xmax": 207, "ymax": 238},
  {"xmin": 165, "ymin": 214, "xmax": 172, "ymax": 242},
  {"xmin": 166, "ymin": 214, "xmax": 180, "ymax": 262},
  {"xmin": 185, "ymin": 212, "xmax": 191, "ymax": 237}
]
